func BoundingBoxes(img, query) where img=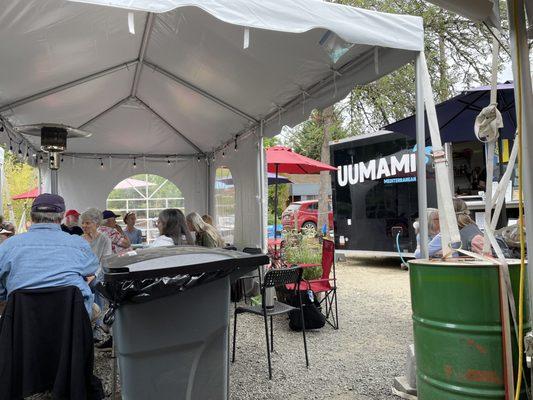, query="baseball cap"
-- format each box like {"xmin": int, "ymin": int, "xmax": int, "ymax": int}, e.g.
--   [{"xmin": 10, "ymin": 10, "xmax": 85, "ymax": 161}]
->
[
  {"xmin": 102, "ymin": 210, "xmax": 120, "ymax": 219},
  {"xmin": 65, "ymin": 209, "xmax": 80, "ymax": 218},
  {"xmin": 31, "ymin": 193, "xmax": 66, "ymax": 213}
]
